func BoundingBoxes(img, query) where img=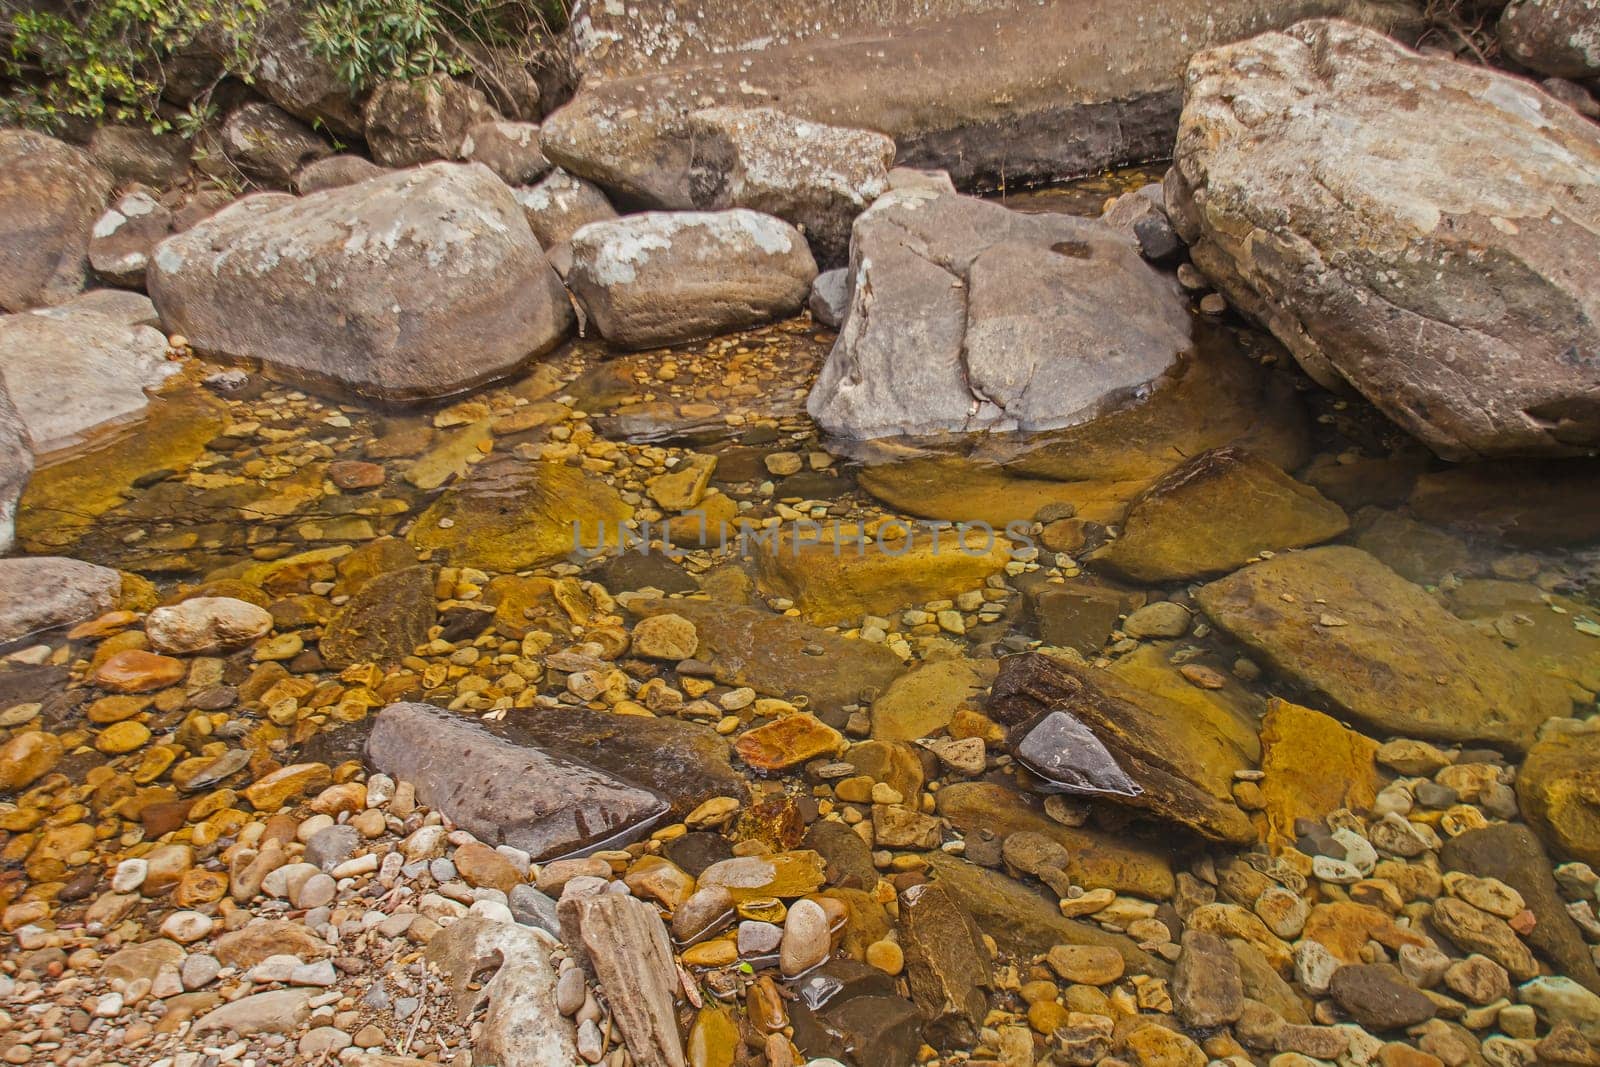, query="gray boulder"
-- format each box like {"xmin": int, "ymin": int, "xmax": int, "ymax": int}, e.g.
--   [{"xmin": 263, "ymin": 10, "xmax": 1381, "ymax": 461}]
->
[
  {"xmin": 90, "ymin": 189, "xmax": 175, "ymax": 289},
  {"xmin": 460, "ymin": 120, "xmax": 552, "ymax": 186},
  {"xmin": 567, "ymin": 210, "xmax": 817, "ymax": 349},
  {"xmin": 1501, "ymin": 0, "xmax": 1600, "ymax": 78},
  {"xmin": 365, "ymin": 74, "xmax": 498, "ymax": 167},
  {"xmin": 808, "ymin": 268, "xmax": 849, "ymax": 328},
  {"xmin": 0, "ymin": 130, "xmax": 113, "ymax": 312},
  {"xmin": 0, "ymin": 304, "xmax": 178, "ymax": 454},
  {"xmin": 219, "ymin": 102, "xmax": 332, "ymax": 186},
  {"xmin": 0, "ymin": 557, "xmax": 122, "ymax": 642},
  {"xmin": 807, "ymin": 189, "xmax": 1191, "ymax": 440},
  {"xmin": 512, "ymin": 169, "xmax": 617, "ymax": 250},
  {"xmin": 0, "ymin": 385, "xmax": 31, "ymax": 555},
  {"xmin": 1167, "ymin": 20, "xmax": 1600, "ymax": 459},
  {"xmin": 366, "ymin": 702, "xmax": 669, "ymax": 859},
  {"xmin": 684, "ymin": 107, "xmax": 895, "ymax": 263},
  {"xmin": 149, "ymin": 162, "xmax": 571, "ymax": 402}
]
